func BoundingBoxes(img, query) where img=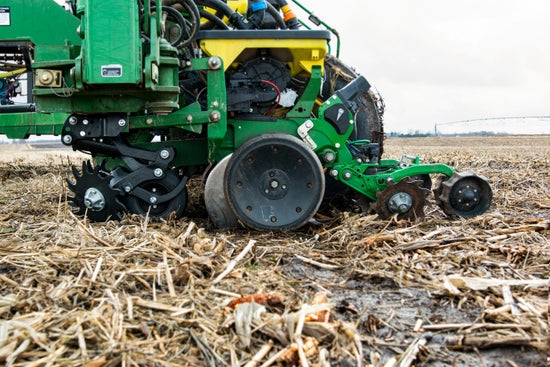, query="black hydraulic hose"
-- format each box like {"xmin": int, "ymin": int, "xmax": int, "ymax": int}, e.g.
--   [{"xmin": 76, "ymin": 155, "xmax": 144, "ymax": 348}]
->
[
  {"xmin": 199, "ymin": 8, "xmax": 230, "ymax": 30},
  {"xmin": 194, "ymin": 0, "xmax": 249, "ymax": 29},
  {"xmin": 273, "ymin": 0, "xmax": 300, "ymax": 29},
  {"xmin": 247, "ymin": 9, "xmax": 266, "ymax": 29},
  {"xmin": 152, "ymin": 5, "xmax": 188, "ymax": 46},
  {"xmin": 265, "ymin": 1, "xmax": 286, "ymax": 29},
  {"xmin": 193, "ymin": 0, "xmax": 234, "ymax": 19},
  {"xmin": 162, "ymin": 0, "xmax": 201, "ymax": 47}
]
